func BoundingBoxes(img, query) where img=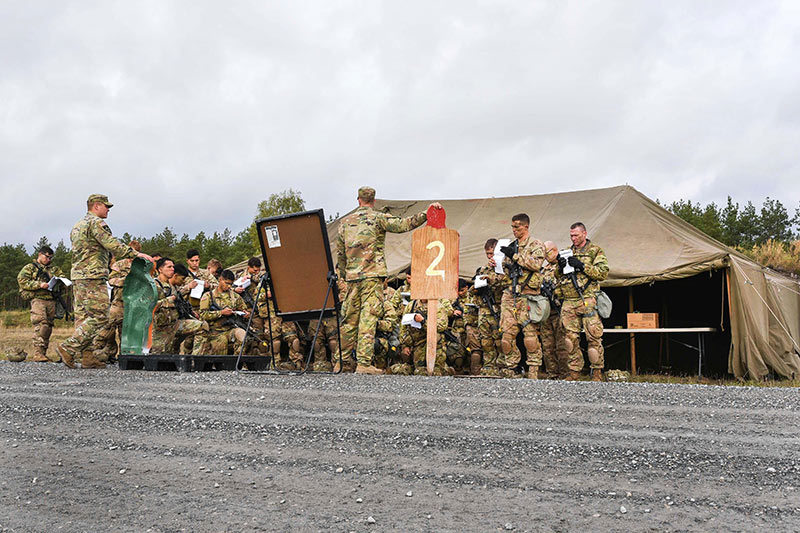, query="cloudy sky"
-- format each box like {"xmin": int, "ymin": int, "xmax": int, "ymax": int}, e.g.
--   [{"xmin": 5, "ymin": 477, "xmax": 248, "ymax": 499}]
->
[{"xmin": 2, "ymin": 1, "xmax": 799, "ymax": 248}]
